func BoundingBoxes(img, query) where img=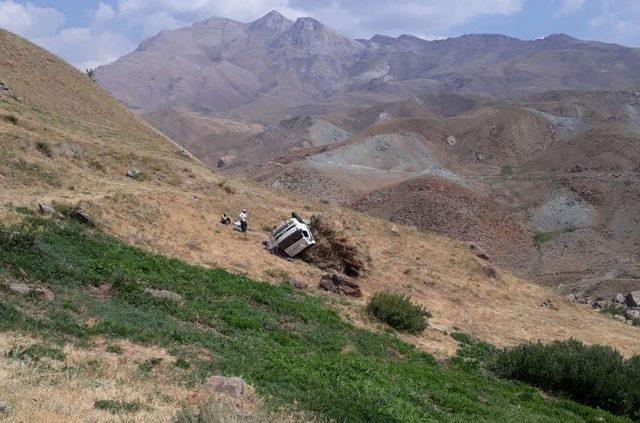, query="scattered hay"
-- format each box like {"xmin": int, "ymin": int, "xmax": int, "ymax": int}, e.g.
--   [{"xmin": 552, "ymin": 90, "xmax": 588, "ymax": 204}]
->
[{"xmin": 300, "ymin": 215, "xmax": 367, "ymax": 277}]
